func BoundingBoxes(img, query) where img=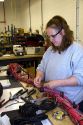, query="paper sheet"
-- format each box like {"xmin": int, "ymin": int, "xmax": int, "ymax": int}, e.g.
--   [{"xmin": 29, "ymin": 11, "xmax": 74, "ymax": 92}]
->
[
  {"xmin": 0, "ymin": 87, "xmax": 25, "ymax": 114},
  {"xmin": 41, "ymin": 119, "xmax": 52, "ymax": 125},
  {"xmin": 0, "ymin": 115, "xmax": 11, "ymax": 125},
  {"xmin": 0, "ymin": 79, "xmax": 11, "ymax": 88},
  {"xmin": 0, "ymin": 71, "xmax": 7, "ymax": 77},
  {"xmin": 0, "ymin": 87, "xmax": 33, "ymax": 114}
]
